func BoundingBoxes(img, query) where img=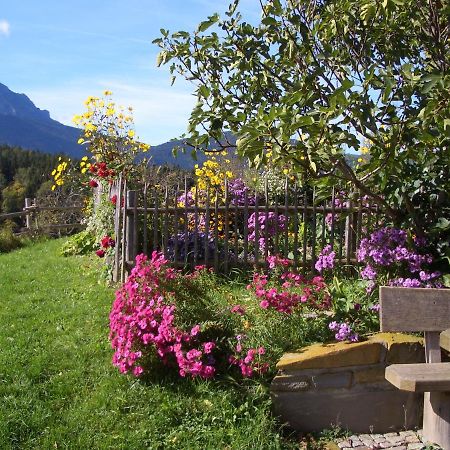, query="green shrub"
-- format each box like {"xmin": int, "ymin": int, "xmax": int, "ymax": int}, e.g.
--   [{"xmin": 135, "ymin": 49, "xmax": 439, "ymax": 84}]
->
[
  {"xmin": 0, "ymin": 220, "xmax": 22, "ymax": 253},
  {"xmin": 60, "ymin": 230, "xmax": 97, "ymax": 256}
]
